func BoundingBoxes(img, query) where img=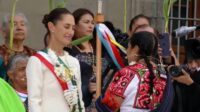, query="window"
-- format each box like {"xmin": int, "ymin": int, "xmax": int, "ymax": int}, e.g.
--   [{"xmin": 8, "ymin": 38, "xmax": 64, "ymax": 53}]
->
[{"xmin": 169, "ymin": 0, "xmax": 200, "ymax": 61}]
